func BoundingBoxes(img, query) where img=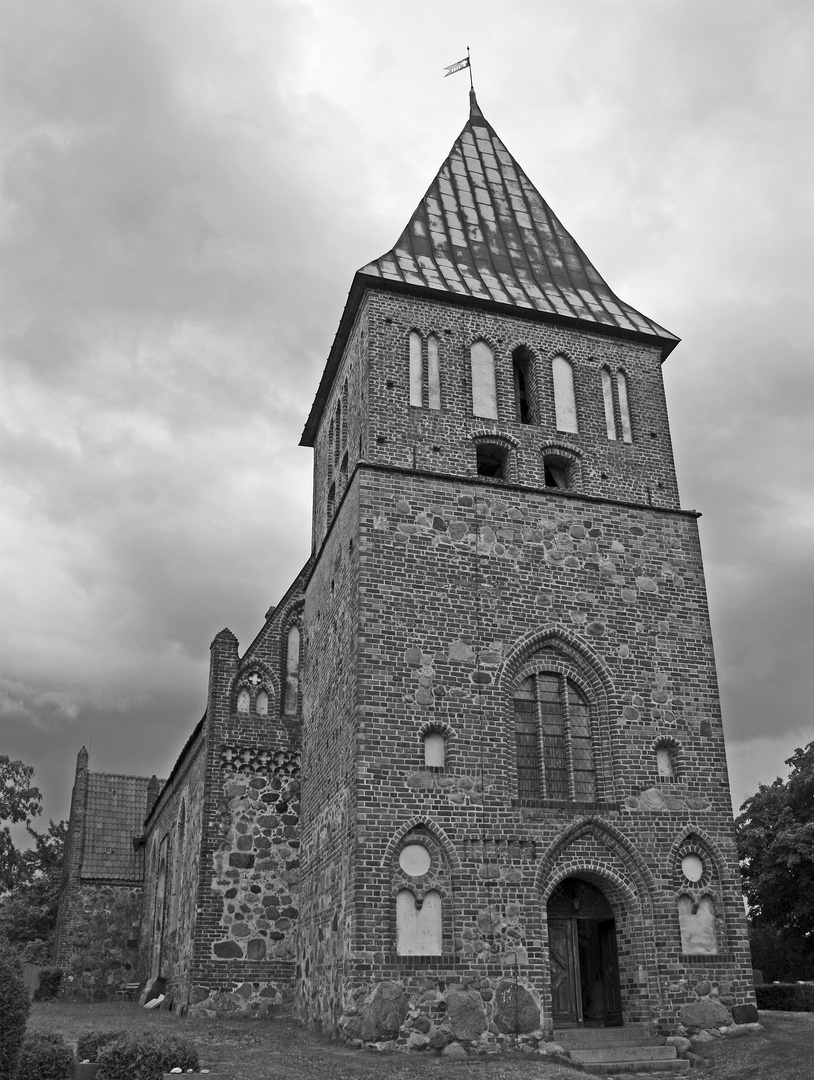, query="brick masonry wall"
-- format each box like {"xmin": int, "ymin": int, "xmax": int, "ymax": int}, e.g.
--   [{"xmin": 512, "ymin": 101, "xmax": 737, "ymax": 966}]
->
[{"xmin": 295, "ymin": 283, "xmax": 753, "ymax": 1047}]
